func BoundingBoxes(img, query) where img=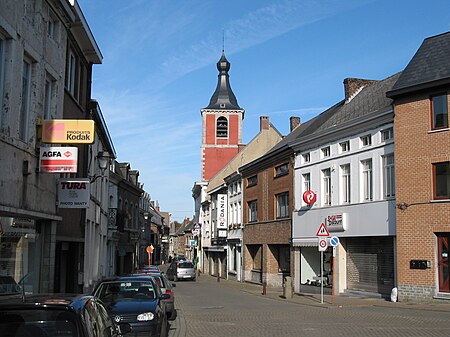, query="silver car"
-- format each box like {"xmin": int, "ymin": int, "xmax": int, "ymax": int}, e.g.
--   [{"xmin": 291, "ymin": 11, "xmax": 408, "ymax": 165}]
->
[{"xmin": 167, "ymin": 260, "xmax": 196, "ymax": 281}]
